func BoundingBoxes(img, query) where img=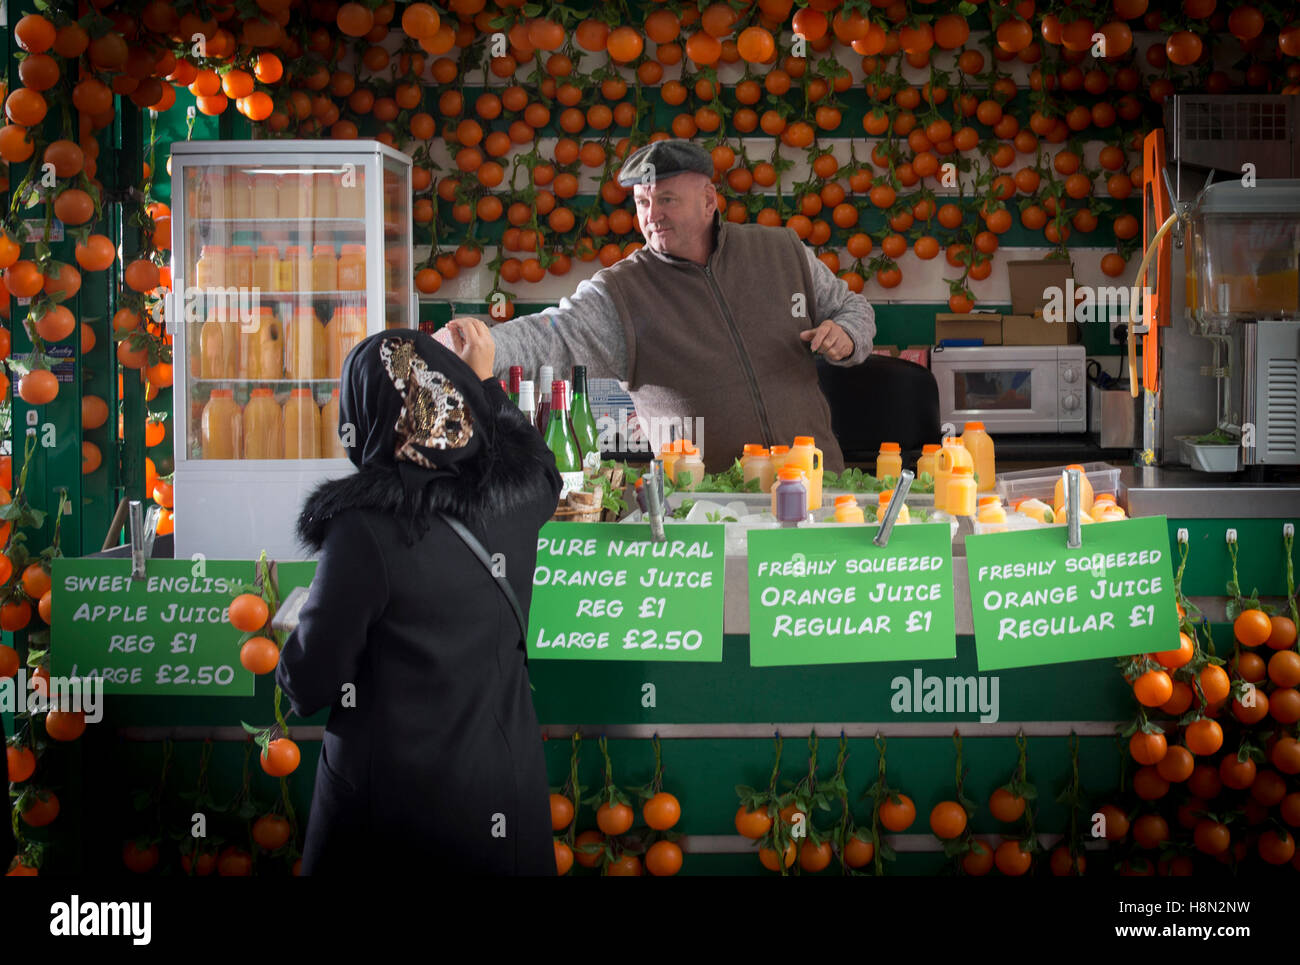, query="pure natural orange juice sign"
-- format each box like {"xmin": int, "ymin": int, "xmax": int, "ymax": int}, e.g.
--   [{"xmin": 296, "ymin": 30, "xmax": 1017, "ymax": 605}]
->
[
  {"xmin": 526, "ymin": 522, "xmax": 725, "ymax": 662},
  {"xmin": 965, "ymin": 516, "xmax": 1178, "ymax": 671}
]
